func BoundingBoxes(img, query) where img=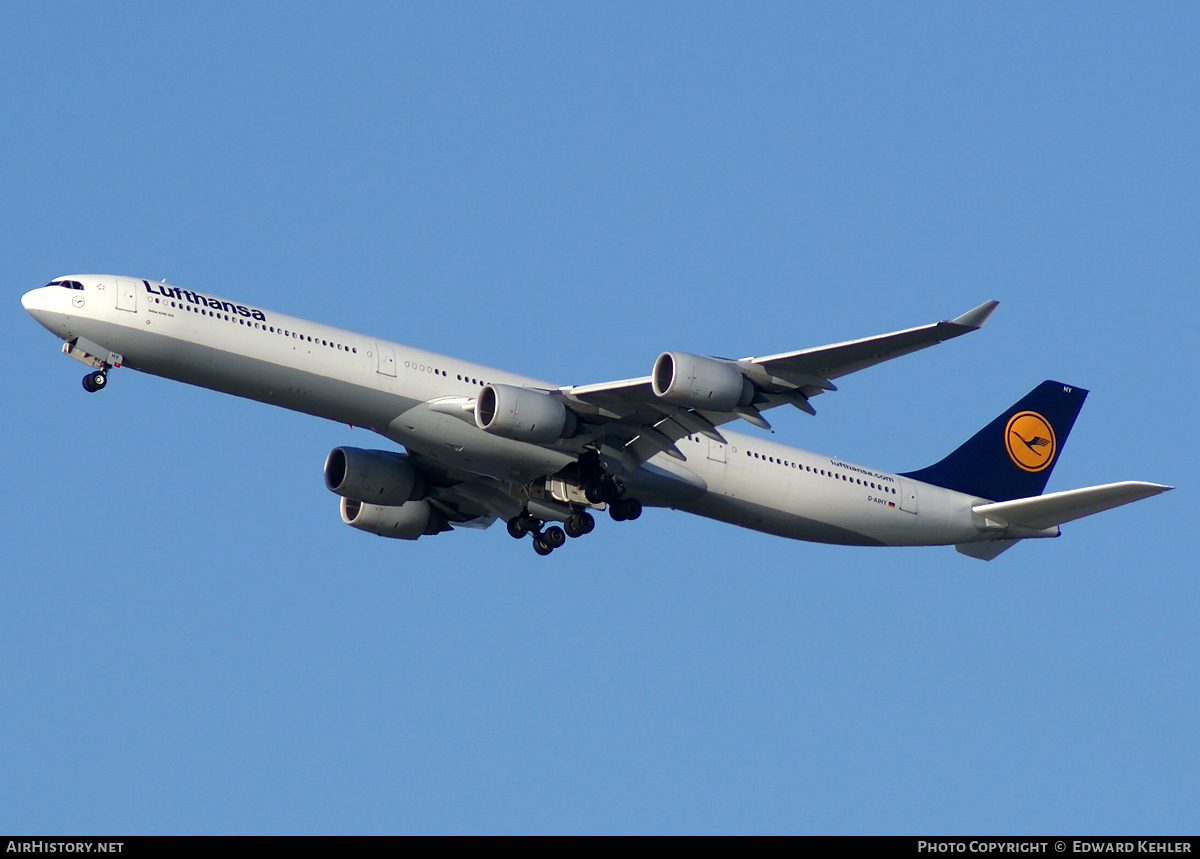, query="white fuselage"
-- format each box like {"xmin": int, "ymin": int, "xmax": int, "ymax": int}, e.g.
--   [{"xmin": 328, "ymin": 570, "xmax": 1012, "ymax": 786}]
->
[{"xmin": 22, "ymin": 276, "xmax": 994, "ymax": 548}]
